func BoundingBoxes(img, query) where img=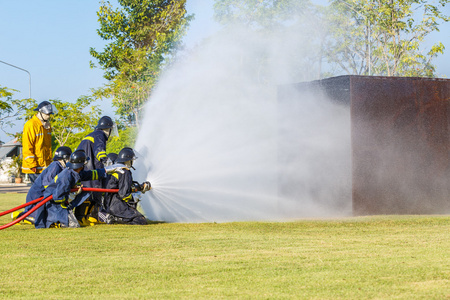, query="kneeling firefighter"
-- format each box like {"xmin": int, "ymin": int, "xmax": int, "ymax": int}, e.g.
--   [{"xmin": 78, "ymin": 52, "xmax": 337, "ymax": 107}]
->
[
  {"xmin": 34, "ymin": 150, "xmax": 128, "ymax": 228},
  {"xmin": 12, "ymin": 146, "xmax": 72, "ymax": 224},
  {"xmin": 104, "ymin": 147, "xmax": 151, "ymax": 225}
]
